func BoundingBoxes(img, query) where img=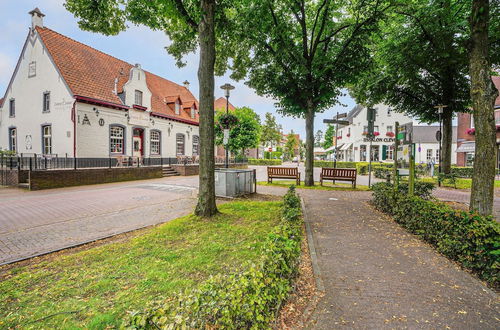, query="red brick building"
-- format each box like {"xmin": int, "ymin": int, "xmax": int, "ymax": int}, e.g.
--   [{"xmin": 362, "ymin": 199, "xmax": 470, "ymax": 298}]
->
[{"xmin": 456, "ymin": 76, "xmax": 500, "ymax": 166}]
